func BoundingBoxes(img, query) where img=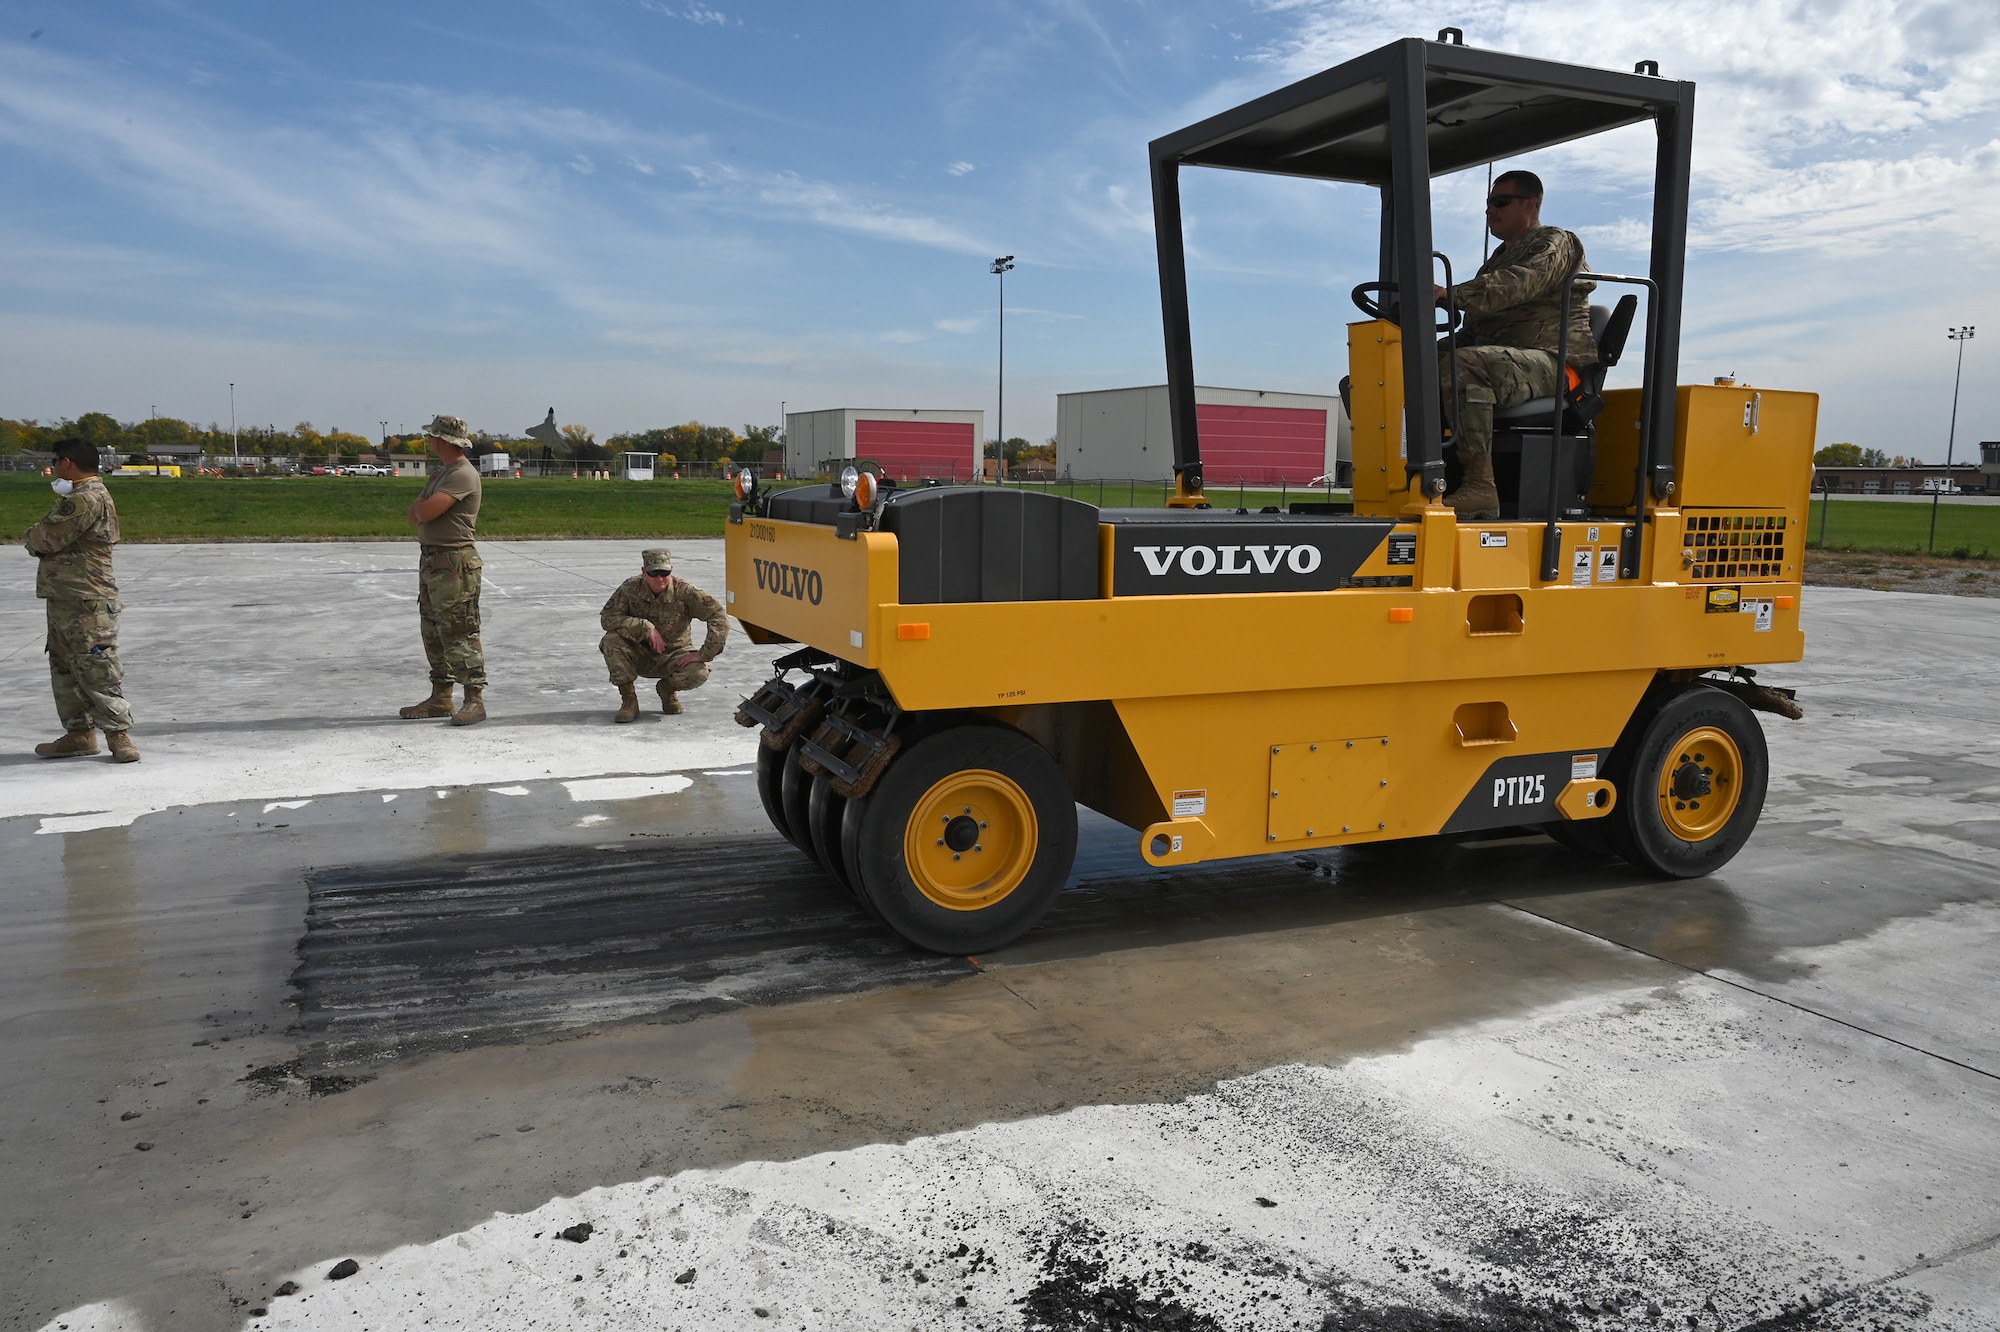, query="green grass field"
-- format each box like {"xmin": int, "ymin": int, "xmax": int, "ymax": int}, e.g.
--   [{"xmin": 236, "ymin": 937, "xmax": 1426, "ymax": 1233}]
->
[
  {"xmin": 2, "ymin": 473, "xmax": 1994, "ymax": 557},
  {"xmin": 0, "ymin": 474, "xmax": 742, "ymax": 542},
  {"xmin": 1801, "ymin": 497, "xmax": 2000, "ymax": 559},
  {"xmin": 0, "ymin": 473, "xmax": 1334, "ymax": 542}
]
